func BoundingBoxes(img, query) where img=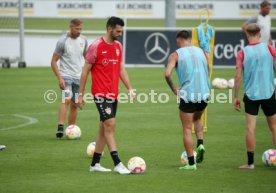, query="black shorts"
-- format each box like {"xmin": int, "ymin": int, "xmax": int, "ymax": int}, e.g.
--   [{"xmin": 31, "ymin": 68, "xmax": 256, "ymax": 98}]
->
[
  {"xmin": 94, "ymin": 97, "xmax": 118, "ymax": 122},
  {"xmin": 243, "ymin": 93, "xmax": 276, "ymax": 116},
  {"xmin": 179, "ymin": 98, "xmax": 208, "ymax": 113}
]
